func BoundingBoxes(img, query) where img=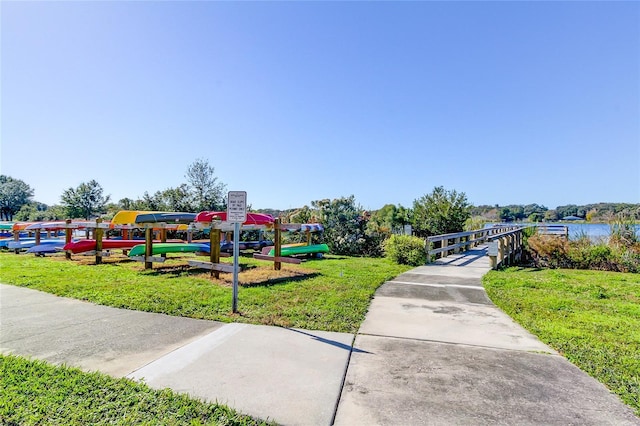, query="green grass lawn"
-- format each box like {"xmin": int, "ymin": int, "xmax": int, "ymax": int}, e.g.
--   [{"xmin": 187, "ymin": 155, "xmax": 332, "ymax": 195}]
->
[
  {"xmin": 0, "ymin": 251, "xmax": 410, "ymax": 424},
  {"xmin": 483, "ymin": 267, "xmax": 640, "ymax": 416},
  {"xmin": 0, "ymin": 251, "xmax": 411, "ymax": 333},
  {"xmin": 0, "ymin": 354, "xmax": 270, "ymax": 425}
]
